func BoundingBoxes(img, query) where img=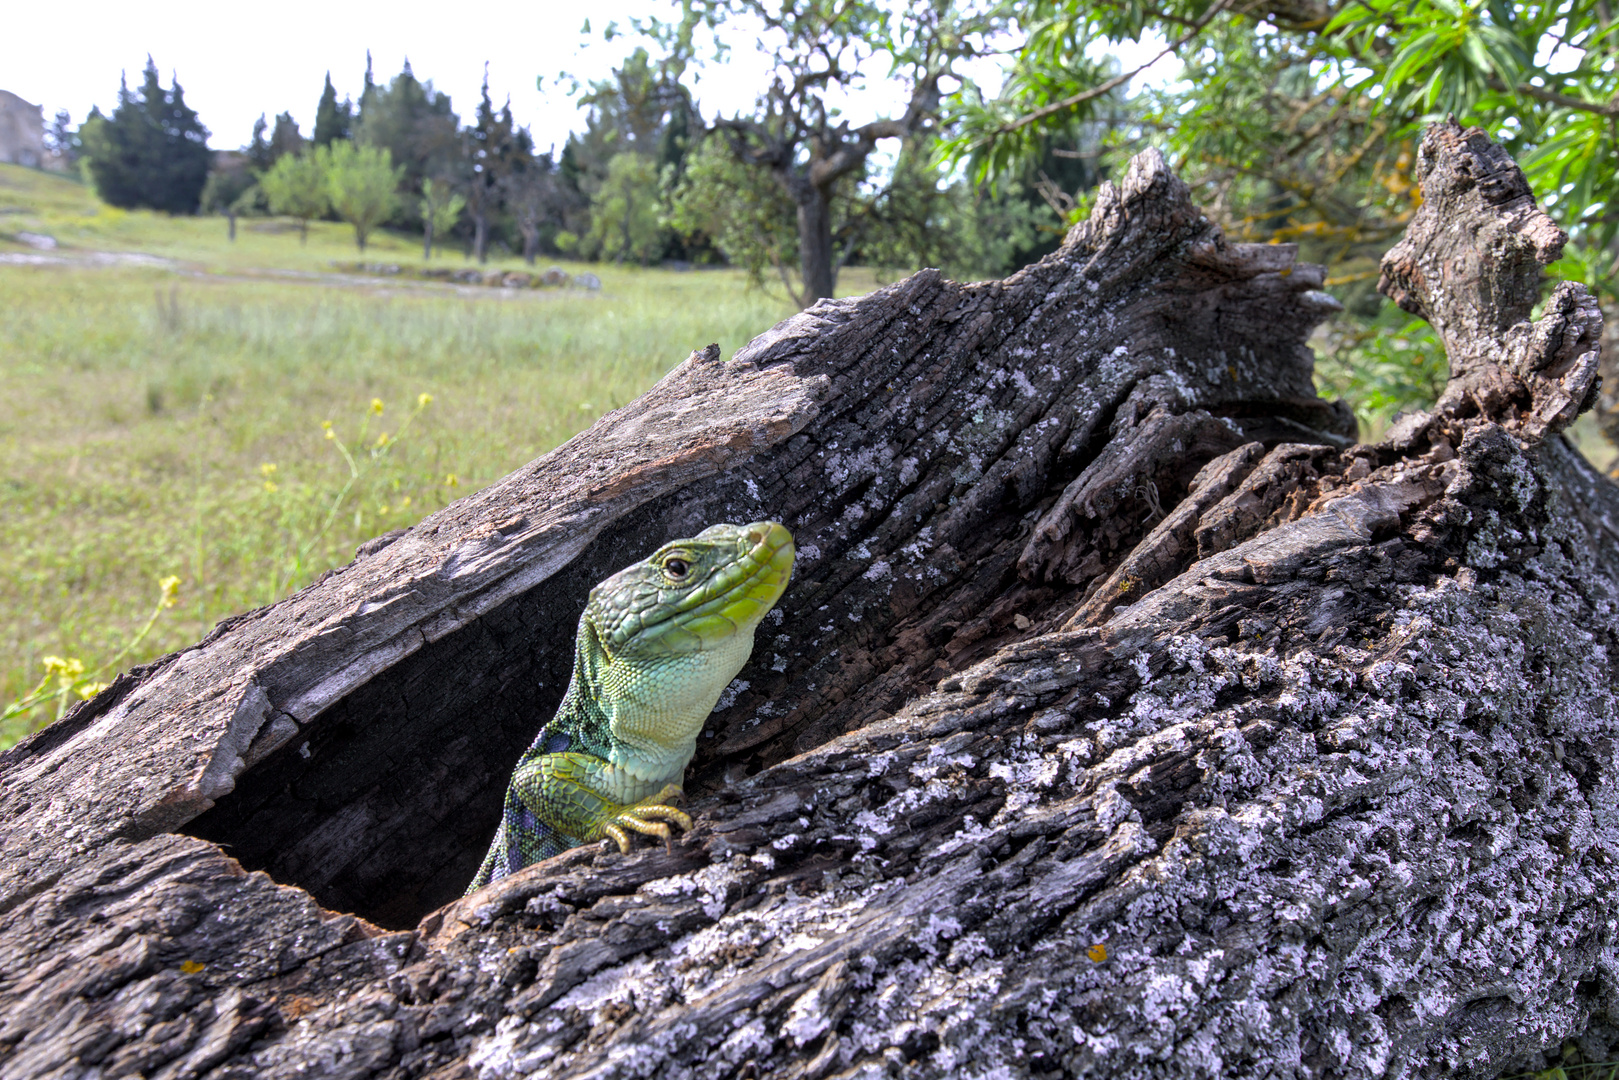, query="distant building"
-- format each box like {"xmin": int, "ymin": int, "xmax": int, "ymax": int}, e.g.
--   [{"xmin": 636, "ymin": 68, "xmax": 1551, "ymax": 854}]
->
[{"xmin": 0, "ymin": 90, "xmax": 47, "ymax": 168}]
